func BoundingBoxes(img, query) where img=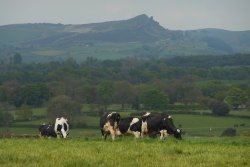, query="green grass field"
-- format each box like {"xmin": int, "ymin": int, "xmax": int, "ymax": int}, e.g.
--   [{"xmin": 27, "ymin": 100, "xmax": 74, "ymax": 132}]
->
[
  {"xmin": 1, "ymin": 107, "xmax": 249, "ymax": 138},
  {"xmin": 1, "ymin": 107, "xmax": 250, "ymax": 166},
  {"xmin": 0, "ymin": 137, "xmax": 249, "ymax": 167}
]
